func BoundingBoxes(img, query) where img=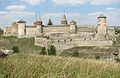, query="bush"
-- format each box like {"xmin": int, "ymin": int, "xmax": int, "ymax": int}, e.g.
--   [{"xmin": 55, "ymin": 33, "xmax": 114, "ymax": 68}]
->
[
  {"xmin": 12, "ymin": 46, "xmax": 19, "ymax": 53},
  {"xmin": 115, "ymin": 58, "xmax": 120, "ymax": 63},
  {"xmin": 40, "ymin": 46, "xmax": 46, "ymax": 55},
  {"xmin": 95, "ymin": 55, "xmax": 100, "ymax": 60},
  {"xmin": 72, "ymin": 51, "xmax": 79, "ymax": 57},
  {"xmin": 48, "ymin": 45, "xmax": 56, "ymax": 55}
]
